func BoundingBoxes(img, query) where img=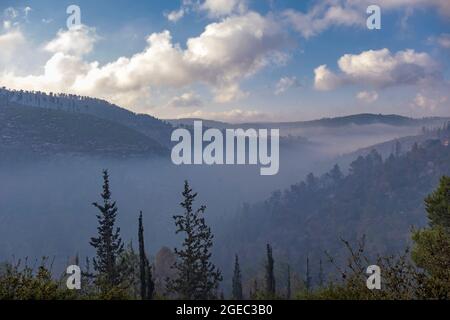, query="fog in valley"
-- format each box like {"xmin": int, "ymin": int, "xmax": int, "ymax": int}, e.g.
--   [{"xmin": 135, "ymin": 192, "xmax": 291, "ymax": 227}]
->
[{"xmin": 0, "ymin": 120, "xmax": 435, "ymax": 273}]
